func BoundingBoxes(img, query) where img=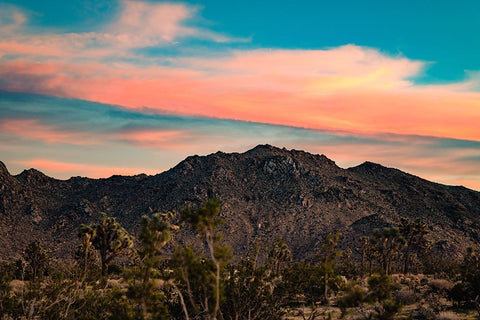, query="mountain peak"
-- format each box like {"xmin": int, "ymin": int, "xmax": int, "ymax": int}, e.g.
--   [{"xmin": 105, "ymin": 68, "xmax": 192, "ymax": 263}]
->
[
  {"xmin": 244, "ymin": 144, "xmax": 337, "ymax": 167},
  {"xmin": 0, "ymin": 161, "xmax": 9, "ymax": 176},
  {"xmin": 356, "ymin": 161, "xmax": 385, "ymax": 169},
  {"xmin": 16, "ymin": 168, "xmax": 52, "ymax": 184},
  {"xmin": 349, "ymin": 161, "xmax": 398, "ymax": 173},
  {"xmin": 19, "ymin": 168, "xmax": 47, "ymax": 176},
  {"xmin": 244, "ymin": 144, "xmax": 285, "ymax": 155}
]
